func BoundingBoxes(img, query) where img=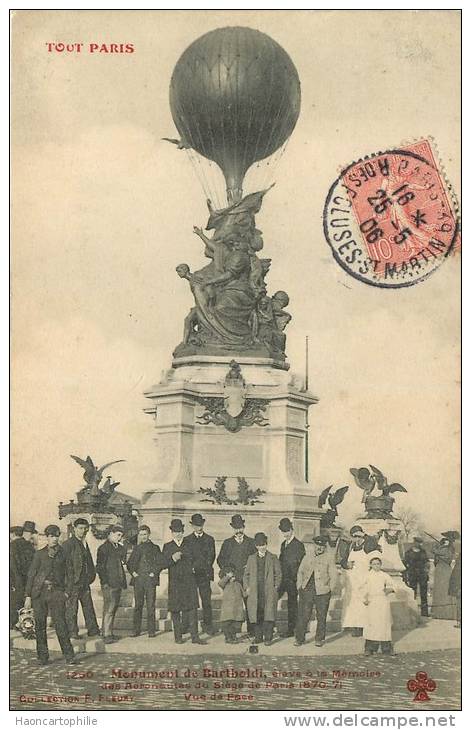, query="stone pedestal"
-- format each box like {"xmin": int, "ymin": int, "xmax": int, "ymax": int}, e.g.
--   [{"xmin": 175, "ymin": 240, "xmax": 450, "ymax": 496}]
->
[
  {"xmin": 358, "ymin": 517, "xmax": 420, "ymax": 630},
  {"xmin": 140, "ymin": 356, "xmax": 324, "ymax": 547}
]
